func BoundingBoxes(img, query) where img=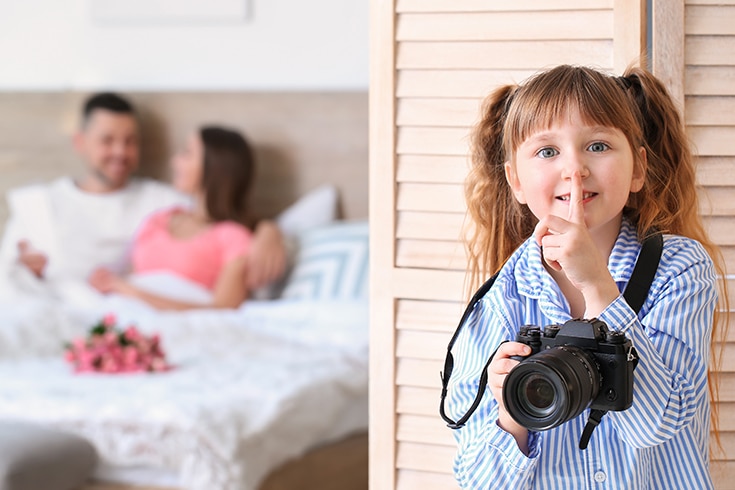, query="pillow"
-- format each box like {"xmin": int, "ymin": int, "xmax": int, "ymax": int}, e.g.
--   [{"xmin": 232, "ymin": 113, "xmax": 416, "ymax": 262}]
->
[
  {"xmin": 281, "ymin": 220, "xmax": 369, "ymax": 301},
  {"xmin": 251, "ymin": 185, "xmax": 339, "ymax": 300},
  {"xmin": 0, "ymin": 421, "xmax": 97, "ymax": 490},
  {"xmin": 276, "ymin": 184, "xmax": 338, "ymax": 238}
]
